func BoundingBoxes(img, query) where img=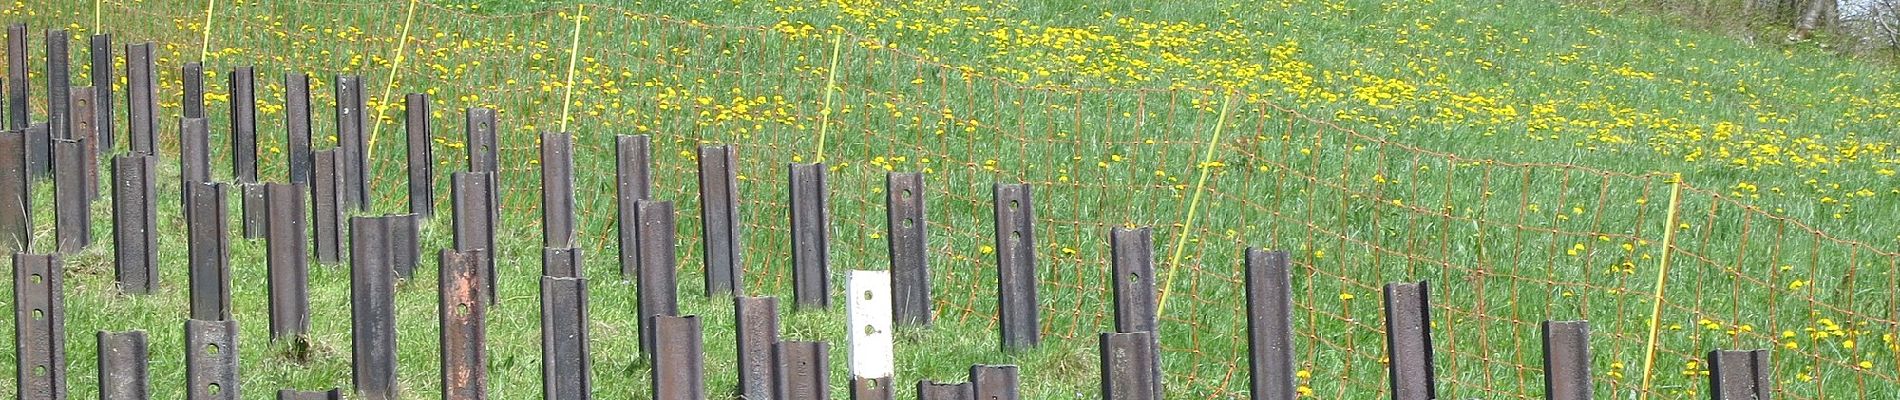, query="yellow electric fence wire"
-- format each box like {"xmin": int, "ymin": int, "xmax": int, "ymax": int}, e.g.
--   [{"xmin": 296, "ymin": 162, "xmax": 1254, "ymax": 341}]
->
[
  {"xmin": 198, "ymin": 0, "xmax": 215, "ymax": 63},
  {"xmin": 1154, "ymin": 92, "xmax": 1234, "ymax": 318},
  {"xmin": 813, "ymin": 32, "xmax": 842, "ymax": 163},
  {"xmin": 362, "ymin": 0, "xmax": 419, "ymax": 163},
  {"xmin": 94, "ymin": 0, "xmax": 101, "ymax": 33},
  {"xmin": 1636, "ymin": 173, "xmax": 1685, "ymax": 400},
  {"xmin": 558, "ymin": 4, "xmax": 585, "ymax": 132}
]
